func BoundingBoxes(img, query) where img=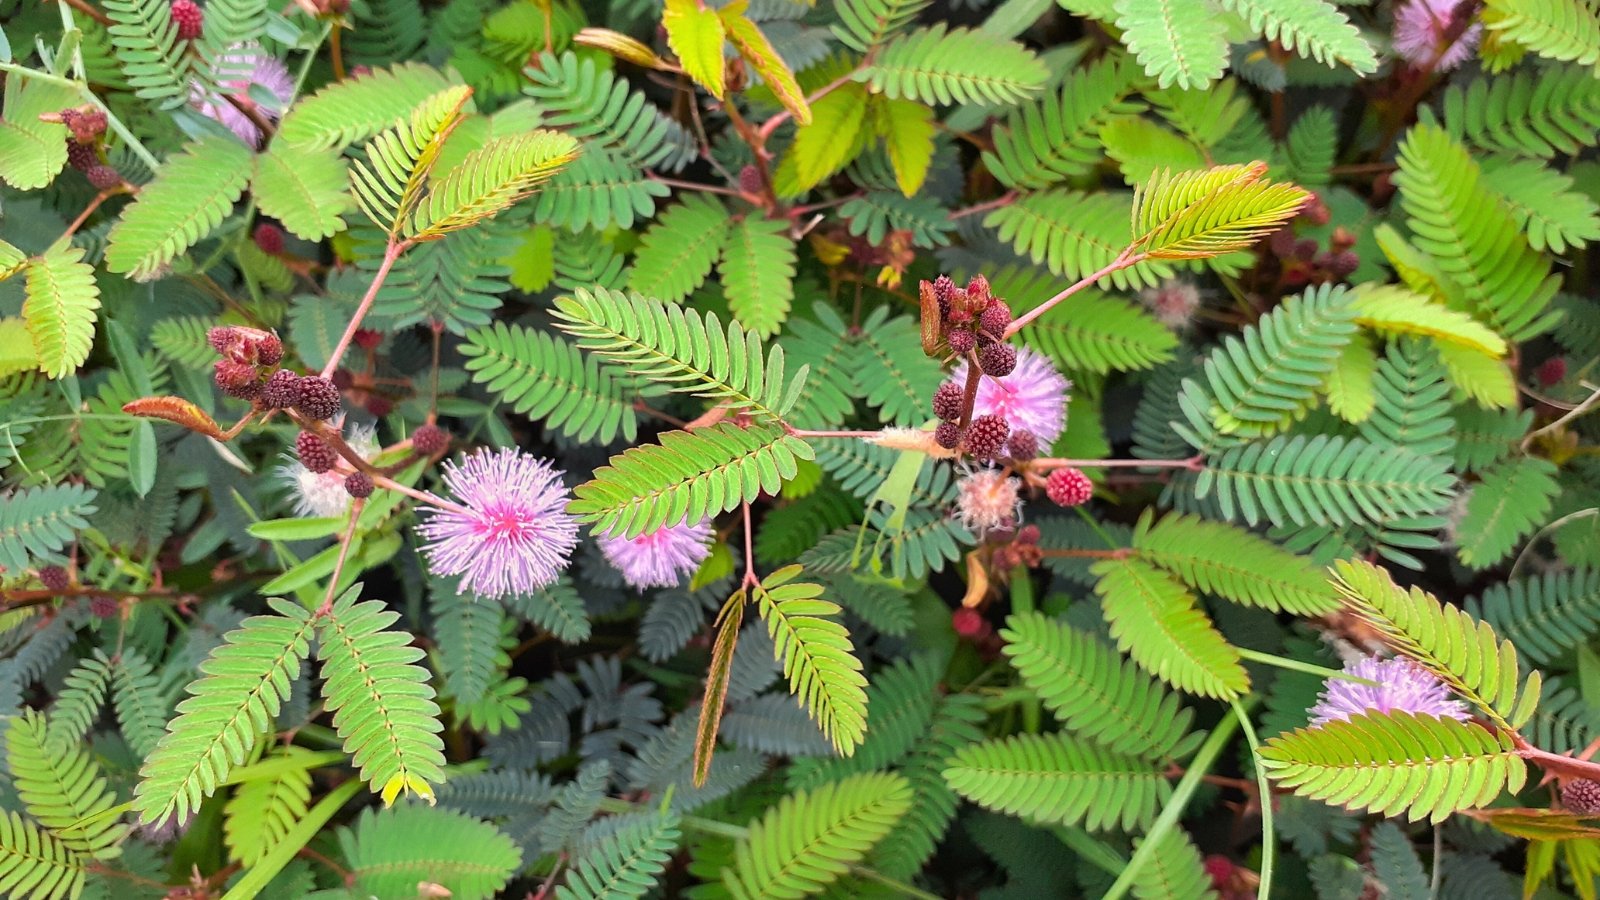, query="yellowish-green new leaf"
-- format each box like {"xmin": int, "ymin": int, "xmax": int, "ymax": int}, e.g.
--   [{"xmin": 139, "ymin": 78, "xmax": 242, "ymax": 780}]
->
[
  {"xmin": 720, "ymin": 1, "xmax": 810, "ymax": 125},
  {"xmin": 751, "ymin": 565, "xmax": 869, "ymax": 756},
  {"xmin": 722, "ymin": 772, "xmax": 910, "ymax": 899},
  {"xmin": 1331, "ymin": 559, "xmax": 1542, "ymax": 731},
  {"xmin": 252, "ymin": 141, "xmax": 354, "ymax": 241},
  {"xmin": 1352, "ymin": 284, "xmax": 1508, "ymax": 356},
  {"xmin": 1092, "ymin": 557, "xmax": 1250, "ymax": 699},
  {"xmin": 277, "ymin": 62, "xmax": 456, "ymax": 151},
  {"xmin": 0, "ymin": 318, "xmax": 38, "ymax": 378},
  {"xmin": 0, "ymin": 239, "xmax": 26, "ymax": 281},
  {"xmin": 6, "ymin": 710, "xmax": 128, "ymax": 859},
  {"xmin": 782, "ymin": 82, "xmax": 871, "ymax": 193},
  {"xmin": 1131, "ymin": 162, "xmax": 1311, "ymax": 260},
  {"xmin": 1260, "ymin": 711, "xmax": 1526, "ymax": 823},
  {"xmin": 349, "ymin": 85, "xmax": 472, "ymax": 237},
  {"xmin": 134, "ymin": 599, "xmax": 316, "ymax": 826},
  {"xmin": 0, "ymin": 810, "xmax": 85, "ymax": 900},
  {"xmin": 1436, "ymin": 341, "xmax": 1517, "ymax": 409},
  {"xmin": 1326, "ymin": 336, "xmax": 1378, "ymax": 423},
  {"xmin": 664, "ymin": 0, "xmax": 727, "ymax": 99},
  {"xmin": 0, "ymin": 78, "xmax": 74, "ymax": 190},
  {"xmin": 23, "ymin": 244, "xmax": 100, "ymax": 379},
  {"xmin": 878, "ymin": 98, "xmax": 936, "ymax": 196},
  {"xmin": 407, "ymin": 130, "xmax": 579, "ymax": 240},
  {"xmin": 105, "ymin": 135, "xmax": 253, "ymax": 280},
  {"xmin": 1374, "ymin": 223, "xmax": 1455, "ymax": 300}
]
